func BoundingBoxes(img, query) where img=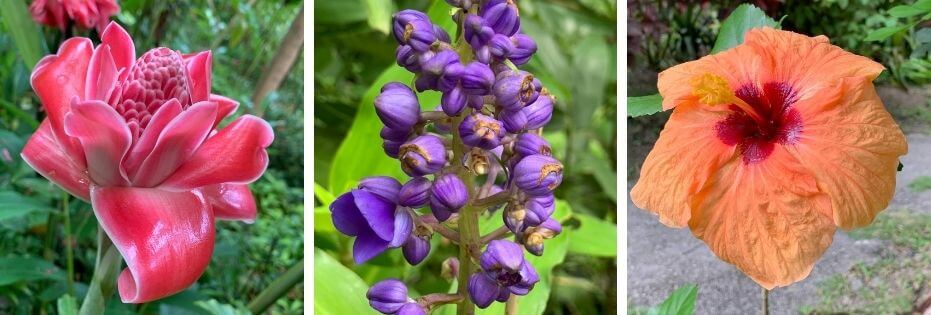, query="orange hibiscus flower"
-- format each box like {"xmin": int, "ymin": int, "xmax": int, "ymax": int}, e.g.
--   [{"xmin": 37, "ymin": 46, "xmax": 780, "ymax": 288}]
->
[{"xmin": 631, "ymin": 27, "xmax": 908, "ymax": 289}]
